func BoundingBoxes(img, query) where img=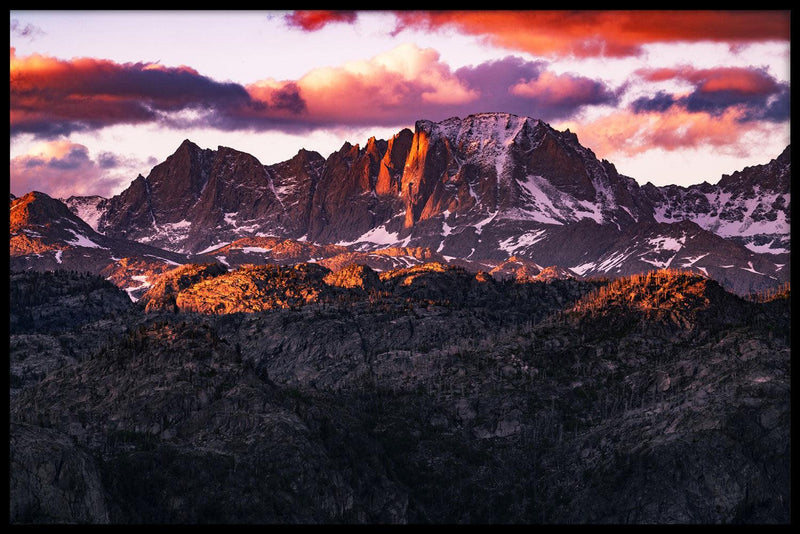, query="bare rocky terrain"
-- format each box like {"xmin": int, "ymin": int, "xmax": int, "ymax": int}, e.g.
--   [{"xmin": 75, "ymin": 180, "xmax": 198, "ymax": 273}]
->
[{"xmin": 9, "ymin": 264, "xmax": 791, "ymax": 524}]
